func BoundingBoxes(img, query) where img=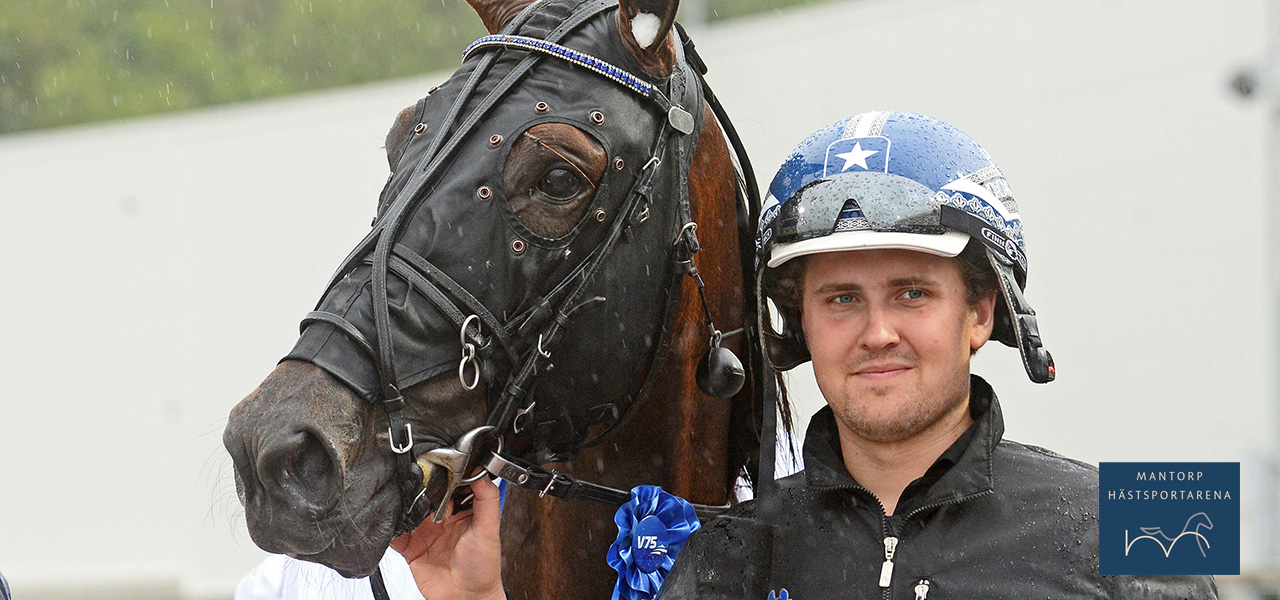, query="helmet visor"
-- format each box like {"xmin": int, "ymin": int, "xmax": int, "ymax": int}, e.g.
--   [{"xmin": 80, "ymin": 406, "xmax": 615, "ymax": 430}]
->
[{"xmin": 766, "ymin": 172, "xmax": 966, "ymax": 268}]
